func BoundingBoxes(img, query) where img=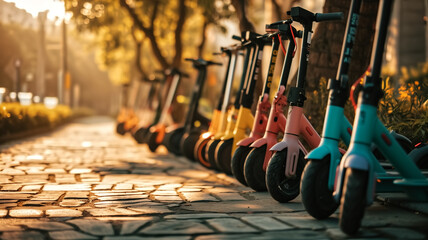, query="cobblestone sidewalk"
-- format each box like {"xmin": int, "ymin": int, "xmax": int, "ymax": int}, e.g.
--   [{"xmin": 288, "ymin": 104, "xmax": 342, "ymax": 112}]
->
[{"xmin": 0, "ymin": 116, "xmax": 427, "ymax": 240}]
